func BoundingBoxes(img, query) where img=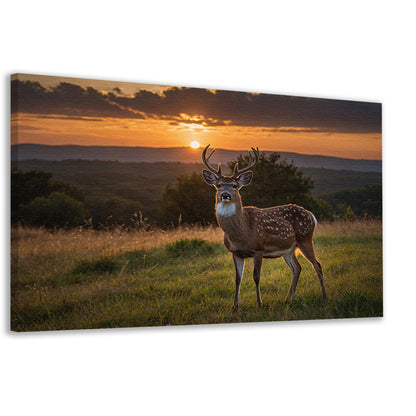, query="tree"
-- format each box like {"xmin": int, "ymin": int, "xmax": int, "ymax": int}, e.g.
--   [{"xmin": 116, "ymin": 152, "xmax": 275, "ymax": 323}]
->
[
  {"xmin": 158, "ymin": 173, "xmax": 216, "ymax": 225},
  {"xmin": 12, "ymin": 169, "xmax": 52, "ymax": 222},
  {"xmin": 322, "ymin": 184, "xmax": 382, "ymax": 218},
  {"xmin": 228, "ymin": 152, "xmax": 334, "ymax": 220},
  {"xmin": 85, "ymin": 196, "xmax": 143, "ymax": 227},
  {"xmin": 11, "ymin": 169, "xmax": 87, "ymax": 225},
  {"xmin": 49, "ymin": 177, "xmax": 85, "ymax": 202},
  {"xmin": 158, "ymin": 153, "xmax": 334, "ymax": 226},
  {"xmin": 21, "ymin": 192, "xmax": 88, "ymax": 227}
]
